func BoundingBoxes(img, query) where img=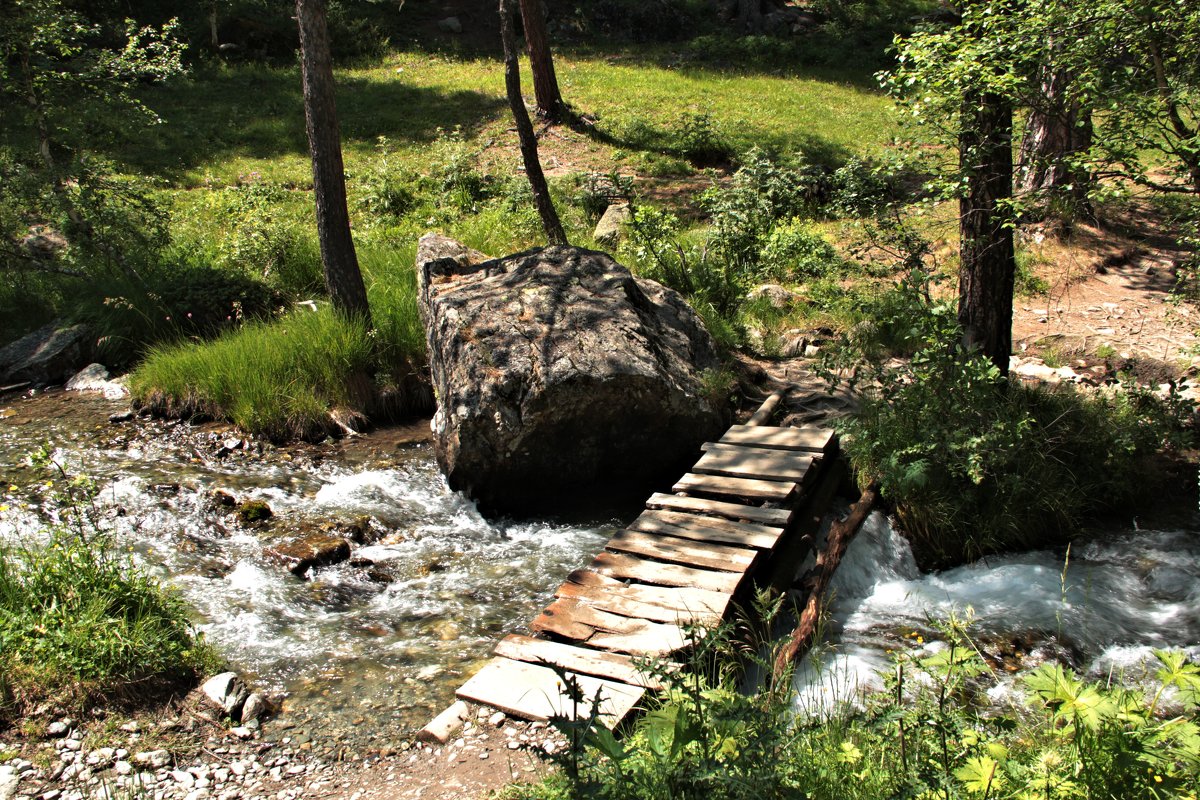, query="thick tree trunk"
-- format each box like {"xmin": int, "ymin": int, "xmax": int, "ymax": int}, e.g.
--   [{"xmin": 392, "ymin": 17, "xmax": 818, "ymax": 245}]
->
[
  {"xmin": 958, "ymin": 91, "xmax": 1016, "ymax": 376},
  {"xmin": 499, "ymin": 0, "xmax": 567, "ymax": 246},
  {"xmin": 296, "ymin": 0, "xmax": 371, "ymax": 323},
  {"xmin": 517, "ymin": 0, "xmax": 564, "ymax": 121},
  {"xmin": 736, "ymin": 0, "xmax": 764, "ymax": 33},
  {"xmin": 1017, "ymin": 62, "xmax": 1093, "ymax": 212}
]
